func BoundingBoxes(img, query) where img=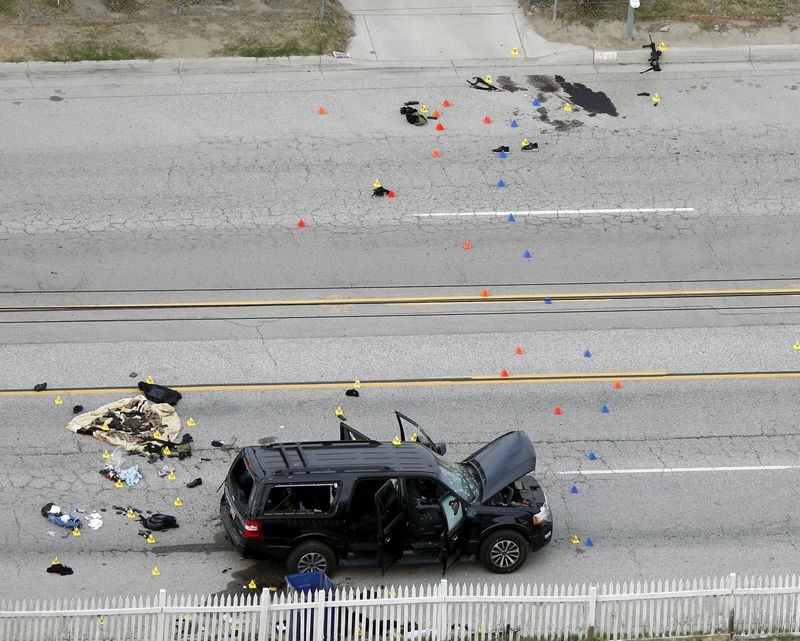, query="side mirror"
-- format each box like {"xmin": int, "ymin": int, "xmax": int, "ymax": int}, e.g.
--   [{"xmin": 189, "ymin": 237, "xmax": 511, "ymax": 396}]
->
[{"xmin": 436, "ymin": 444, "xmax": 447, "ymax": 456}]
